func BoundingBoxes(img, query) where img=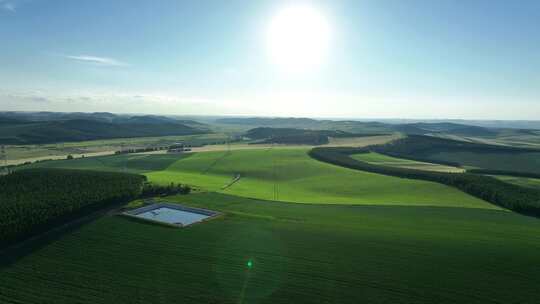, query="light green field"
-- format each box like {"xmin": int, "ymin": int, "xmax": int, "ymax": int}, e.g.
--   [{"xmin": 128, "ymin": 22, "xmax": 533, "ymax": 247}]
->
[
  {"xmin": 352, "ymin": 152, "xmax": 464, "ymax": 173},
  {"xmin": 146, "ymin": 149, "xmax": 494, "ymax": 209},
  {"xmin": 19, "ymin": 148, "xmax": 496, "ymax": 208}
]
